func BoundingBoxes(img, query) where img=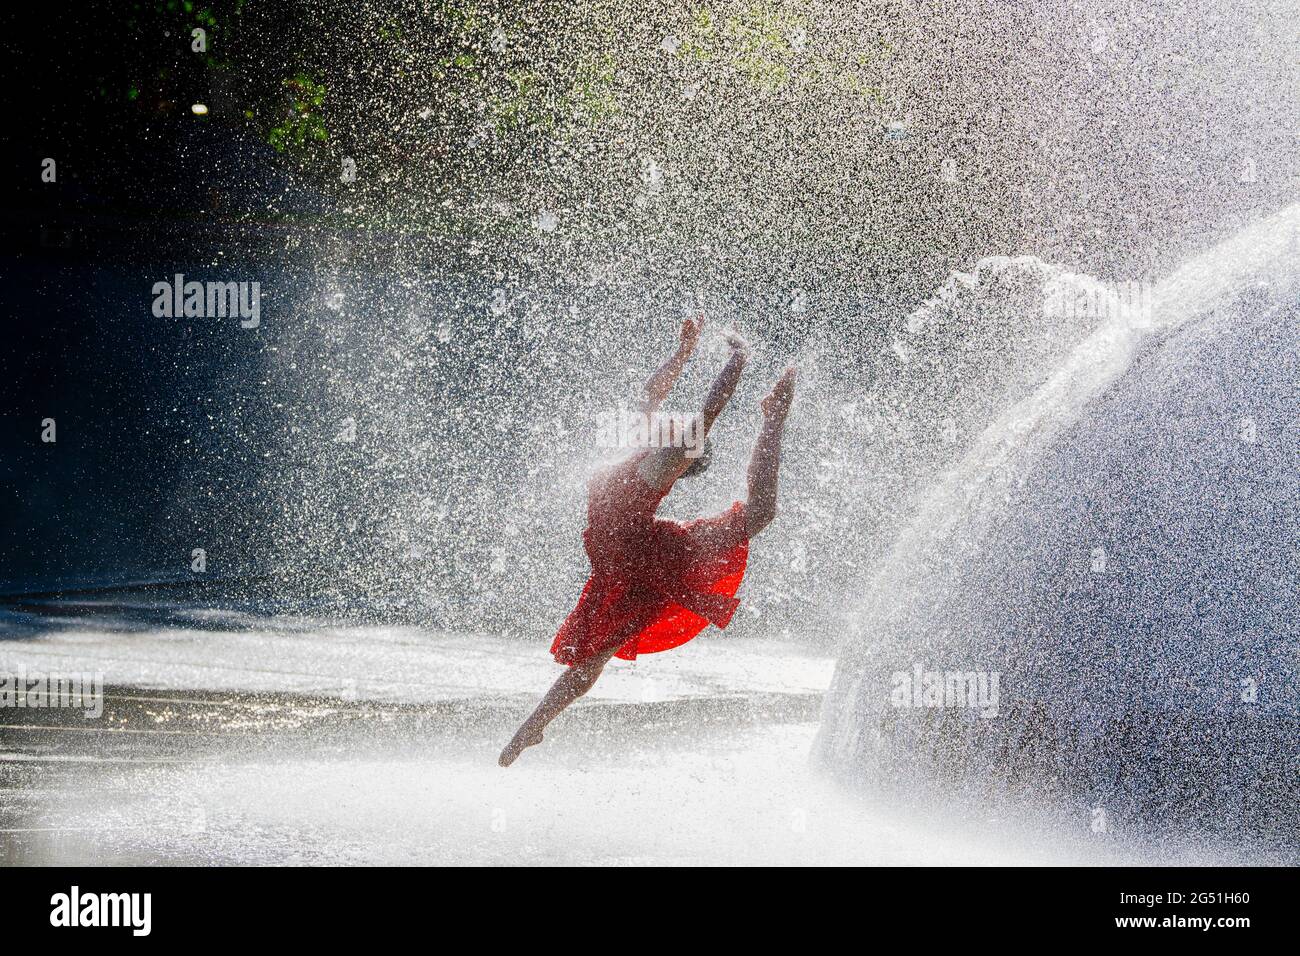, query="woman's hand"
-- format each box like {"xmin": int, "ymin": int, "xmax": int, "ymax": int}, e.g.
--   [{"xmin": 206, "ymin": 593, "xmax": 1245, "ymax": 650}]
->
[
  {"xmin": 642, "ymin": 314, "xmax": 702, "ymax": 416},
  {"xmin": 680, "ymin": 313, "xmax": 704, "ymax": 351},
  {"xmin": 722, "ymin": 326, "xmax": 749, "ymax": 362}
]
